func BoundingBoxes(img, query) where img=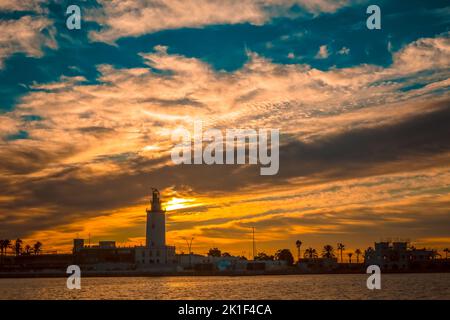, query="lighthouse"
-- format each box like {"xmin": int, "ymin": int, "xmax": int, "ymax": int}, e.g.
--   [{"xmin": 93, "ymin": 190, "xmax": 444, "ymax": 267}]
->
[
  {"xmin": 146, "ymin": 188, "xmax": 166, "ymax": 247},
  {"xmin": 134, "ymin": 188, "xmax": 175, "ymax": 266}
]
